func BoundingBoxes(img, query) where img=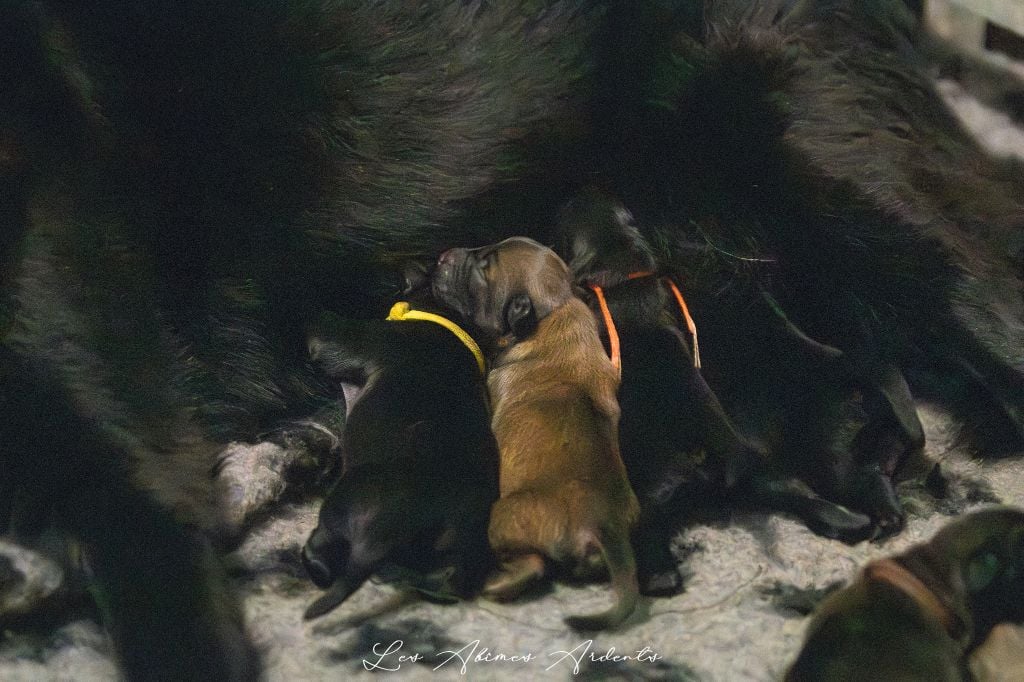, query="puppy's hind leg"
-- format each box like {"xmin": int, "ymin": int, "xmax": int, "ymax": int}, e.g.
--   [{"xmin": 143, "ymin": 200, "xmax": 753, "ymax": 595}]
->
[
  {"xmin": 564, "ymin": 527, "xmax": 640, "ymax": 632},
  {"xmin": 303, "ymin": 575, "xmax": 365, "ymax": 620},
  {"xmin": 482, "ymin": 554, "xmax": 546, "ymax": 602},
  {"xmin": 632, "ymin": 511, "xmax": 685, "ymax": 597},
  {"xmin": 737, "ymin": 472, "xmax": 875, "ymax": 544}
]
